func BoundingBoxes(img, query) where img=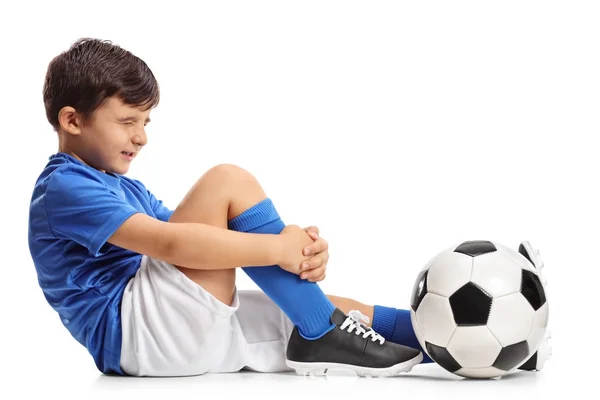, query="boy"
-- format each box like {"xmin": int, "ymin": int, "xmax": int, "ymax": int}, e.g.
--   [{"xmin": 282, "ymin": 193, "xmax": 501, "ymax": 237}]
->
[{"xmin": 28, "ymin": 38, "xmax": 547, "ymax": 378}]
